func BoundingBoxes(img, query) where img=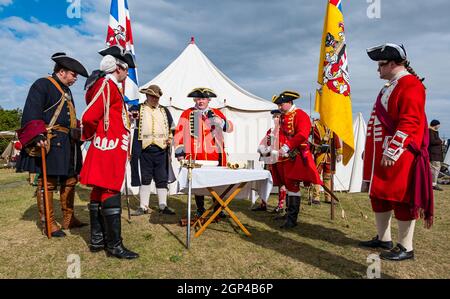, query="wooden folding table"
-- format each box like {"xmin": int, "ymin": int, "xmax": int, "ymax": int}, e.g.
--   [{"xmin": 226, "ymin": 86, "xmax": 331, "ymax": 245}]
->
[{"xmin": 177, "ymin": 167, "xmax": 273, "ymax": 243}]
